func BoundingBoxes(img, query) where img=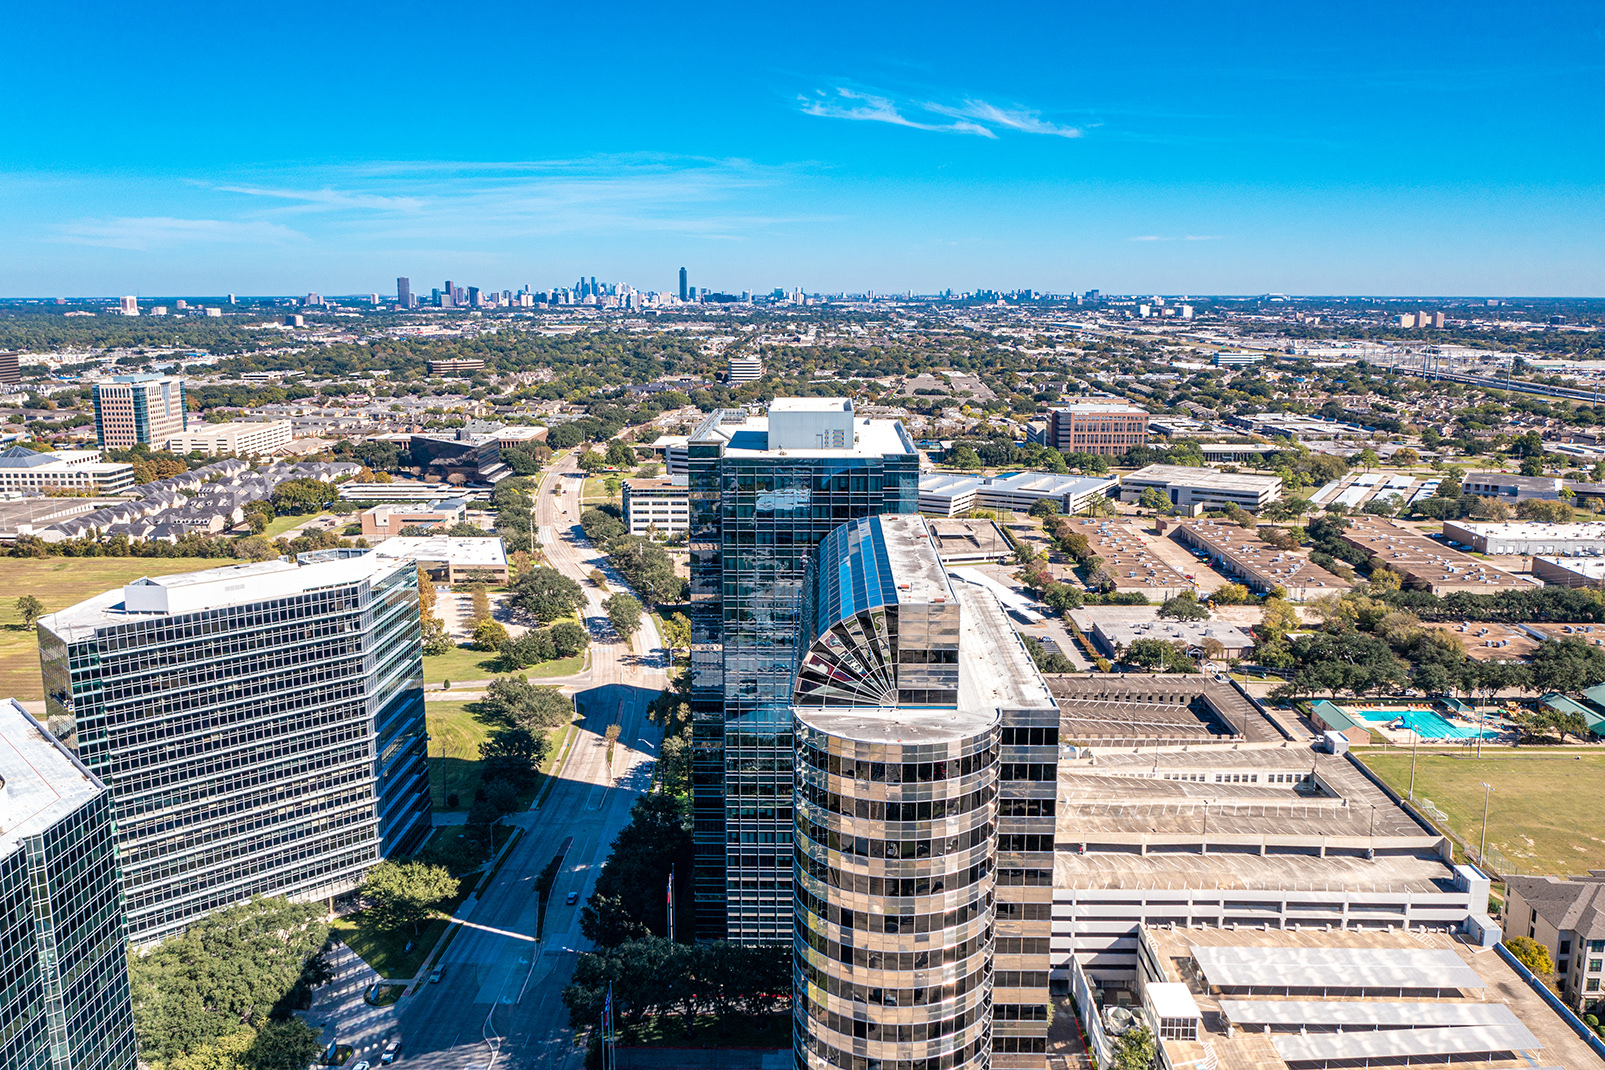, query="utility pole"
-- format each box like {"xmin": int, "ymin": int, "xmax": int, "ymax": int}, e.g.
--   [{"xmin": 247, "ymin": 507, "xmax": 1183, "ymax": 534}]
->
[
  {"xmin": 1479, "ymin": 782, "xmax": 1494, "ymax": 867},
  {"xmin": 1409, "ymin": 728, "xmax": 1418, "ymax": 801}
]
